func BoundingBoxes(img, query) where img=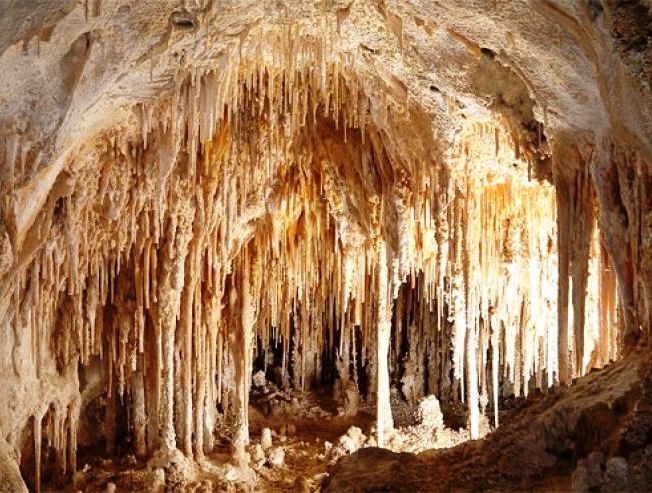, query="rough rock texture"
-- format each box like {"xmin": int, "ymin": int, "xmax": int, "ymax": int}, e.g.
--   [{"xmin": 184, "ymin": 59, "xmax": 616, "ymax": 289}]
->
[
  {"xmin": 324, "ymin": 351, "xmax": 651, "ymax": 492},
  {"xmin": 0, "ymin": 0, "xmax": 650, "ymax": 490},
  {"xmin": 0, "ymin": 439, "xmax": 28, "ymax": 492}
]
